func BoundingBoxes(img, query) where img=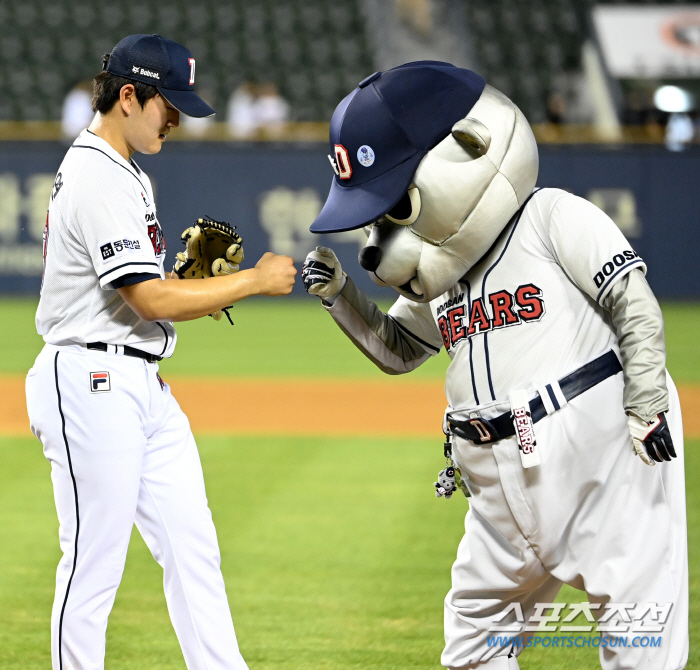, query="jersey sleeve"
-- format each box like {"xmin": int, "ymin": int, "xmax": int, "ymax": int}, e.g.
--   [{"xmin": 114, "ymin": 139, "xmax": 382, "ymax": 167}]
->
[
  {"xmin": 72, "ymin": 175, "xmax": 161, "ymax": 288},
  {"xmin": 388, "ymin": 295, "xmax": 444, "ymax": 355},
  {"xmin": 537, "ymin": 191, "xmax": 646, "ymax": 304},
  {"xmin": 110, "ymin": 272, "xmax": 161, "ymax": 289},
  {"xmin": 324, "ymin": 276, "xmax": 438, "ymax": 374}
]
